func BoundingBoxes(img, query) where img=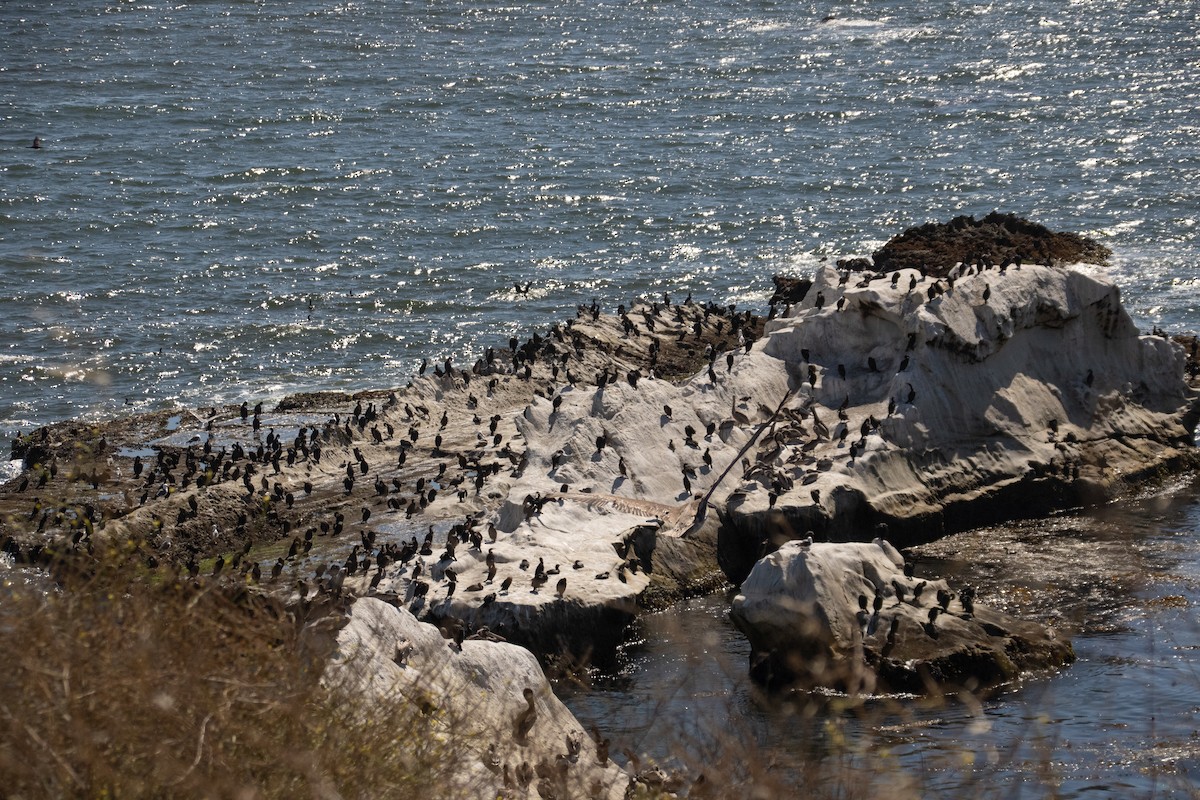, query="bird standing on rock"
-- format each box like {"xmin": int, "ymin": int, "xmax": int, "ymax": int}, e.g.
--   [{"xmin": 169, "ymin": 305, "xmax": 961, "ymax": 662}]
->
[{"xmin": 514, "ymin": 687, "xmax": 537, "ymax": 742}]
